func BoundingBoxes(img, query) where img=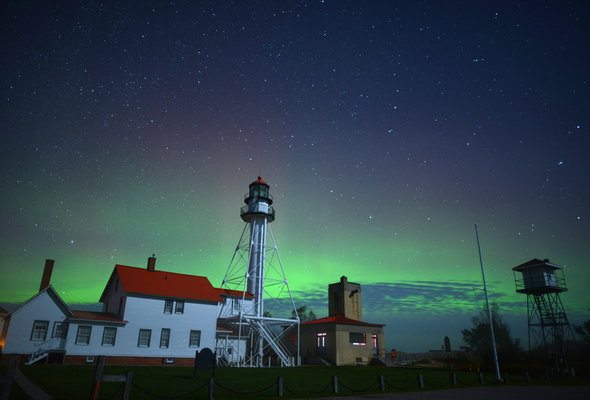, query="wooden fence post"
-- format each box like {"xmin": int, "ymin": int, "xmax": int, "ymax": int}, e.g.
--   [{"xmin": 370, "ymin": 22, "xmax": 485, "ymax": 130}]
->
[
  {"xmin": 331, "ymin": 375, "xmax": 339, "ymax": 394},
  {"xmin": 90, "ymin": 356, "xmax": 105, "ymax": 400},
  {"xmin": 122, "ymin": 371, "xmax": 133, "ymax": 400},
  {"xmin": 0, "ymin": 358, "xmax": 18, "ymax": 400}
]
